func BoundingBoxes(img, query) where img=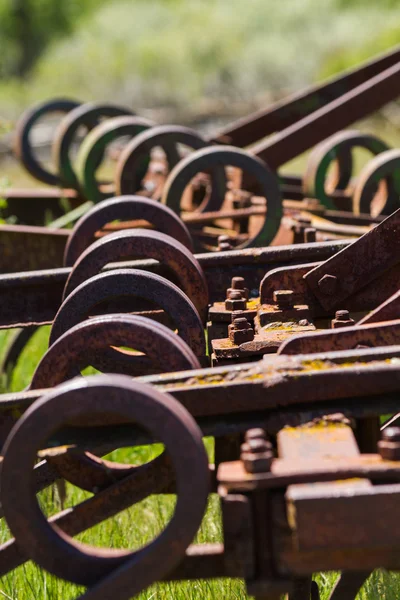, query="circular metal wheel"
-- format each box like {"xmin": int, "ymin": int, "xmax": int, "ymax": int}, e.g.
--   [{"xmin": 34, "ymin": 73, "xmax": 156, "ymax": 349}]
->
[
  {"xmin": 76, "ymin": 116, "xmax": 153, "ymax": 203},
  {"xmin": 64, "ymin": 195, "xmax": 193, "ymax": 265},
  {"xmin": 161, "ymin": 145, "xmax": 282, "ymax": 248},
  {"xmin": 31, "ymin": 313, "xmax": 201, "ymax": 388},
  {"xmin": 63, "ymin": 229, "xmax": 208, "ymax": 322},
  {"xmin": 352, "ymin": 149, "xmax": 400, "ymax": 216},
  {"xmin": 52, "ymin": 103, "xmax": 133, "ymax": 190},
  {"xmin": 302, "ymin": 130, "xmax": 390, "ymax": 210},
  {"xmin": 13, "ymin": 98, "xmax": 80, "ymax": 185},
  {"xmin": 1, "ymin": 374, "xmax": 209, "ymax": 594},
  {"xmin": 115, "ymin": 124, "xmax": 226, "ymax": 210},
  {"xmin": 29, "ymin": 314, "xmax": 200, "ymax": 495},
  {"xmin": 49, "ymin": 269, "xmax": 206, "ymax": 359}
]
